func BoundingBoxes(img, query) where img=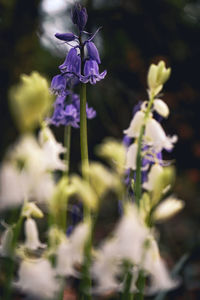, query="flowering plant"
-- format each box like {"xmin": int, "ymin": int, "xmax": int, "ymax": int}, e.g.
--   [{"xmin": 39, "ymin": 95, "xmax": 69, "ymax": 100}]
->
[{"xmin": 0, "ymin": 3, "xmax": 185, "ymax": 300}]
